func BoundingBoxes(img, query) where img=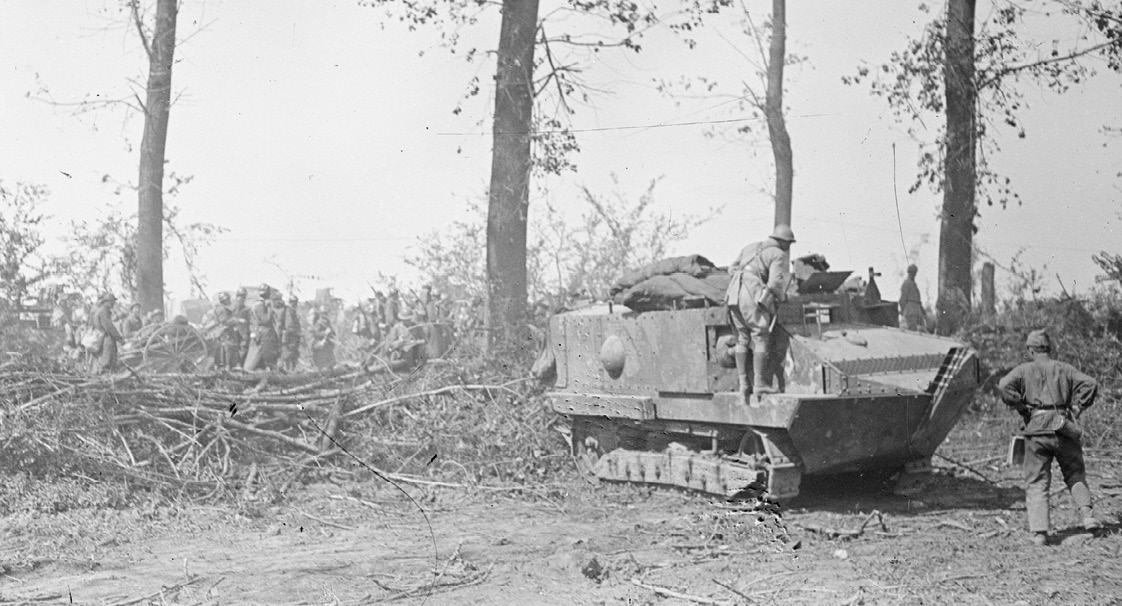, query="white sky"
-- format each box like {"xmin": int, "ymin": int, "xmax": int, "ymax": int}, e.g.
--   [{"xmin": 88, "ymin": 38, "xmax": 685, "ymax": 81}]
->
[{"xmin": 1, "ymin": 0, "xmax": 1119, "ymax": 307}]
